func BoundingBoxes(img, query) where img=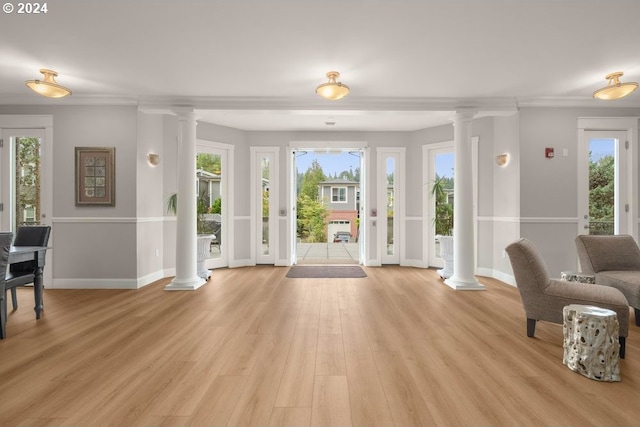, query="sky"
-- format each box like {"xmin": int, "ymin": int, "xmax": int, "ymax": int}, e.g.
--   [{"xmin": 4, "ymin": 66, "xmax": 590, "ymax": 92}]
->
[
  {"xmin": 590, "ymin": 138, "xmax": 614, "ymax": 161},
  {"xmin": 295, "ymin": 151, "xmax": 454, "ymax": 178},
  {"xmin": 295, "ymin": 151, "xmax": 361, "ymax": 178}
]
